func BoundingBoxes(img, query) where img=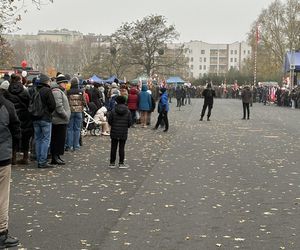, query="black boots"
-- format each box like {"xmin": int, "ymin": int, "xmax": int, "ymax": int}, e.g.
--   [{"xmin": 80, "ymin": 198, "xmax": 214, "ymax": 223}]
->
[
  {"xmin": 0, "ymin": 230, "xmax": 19, "ymax": 249},
  {"xmin": 50, "ymin": 155, "xmax": 65, "ymax": 165}
]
